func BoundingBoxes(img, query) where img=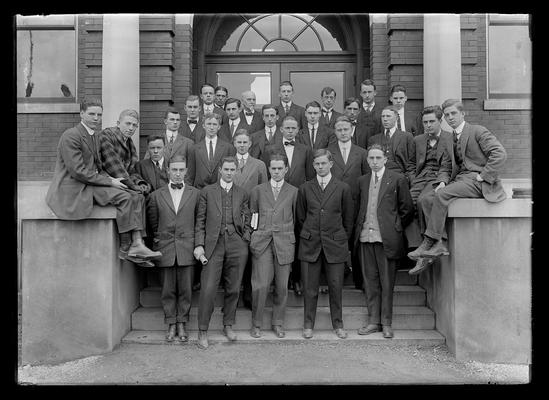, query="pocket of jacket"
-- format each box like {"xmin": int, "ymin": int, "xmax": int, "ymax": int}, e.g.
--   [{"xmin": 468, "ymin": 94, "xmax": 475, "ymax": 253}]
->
[
  {"xmin": 299, "ymin": 231, "xmax": 311, "ymax": 240},
  {"xmin": 332, "ymin": 231, "xmax": 348, "ymax": 241}
]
